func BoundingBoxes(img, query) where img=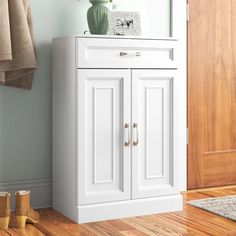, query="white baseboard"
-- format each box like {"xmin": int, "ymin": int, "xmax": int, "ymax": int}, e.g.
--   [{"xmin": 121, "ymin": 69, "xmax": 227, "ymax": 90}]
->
[
  {"xmin": 77, "ymin": 194, "xmax": 183, "ymax": 224},
  {"xmin": 0, "ymin": 178, "xmax": 52, "ymax": 209}
]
